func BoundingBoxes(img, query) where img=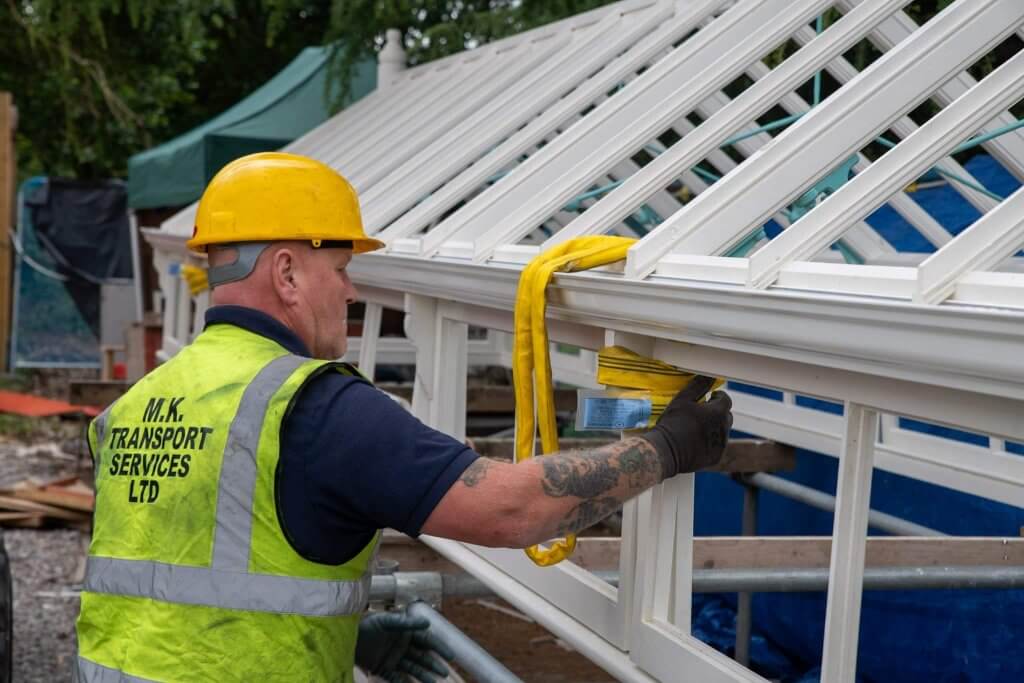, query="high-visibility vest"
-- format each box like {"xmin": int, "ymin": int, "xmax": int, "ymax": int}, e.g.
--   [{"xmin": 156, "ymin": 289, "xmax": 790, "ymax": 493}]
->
[{"xmin": 75, "ymin": 323, "xmax": 379, "ymax": 682}]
